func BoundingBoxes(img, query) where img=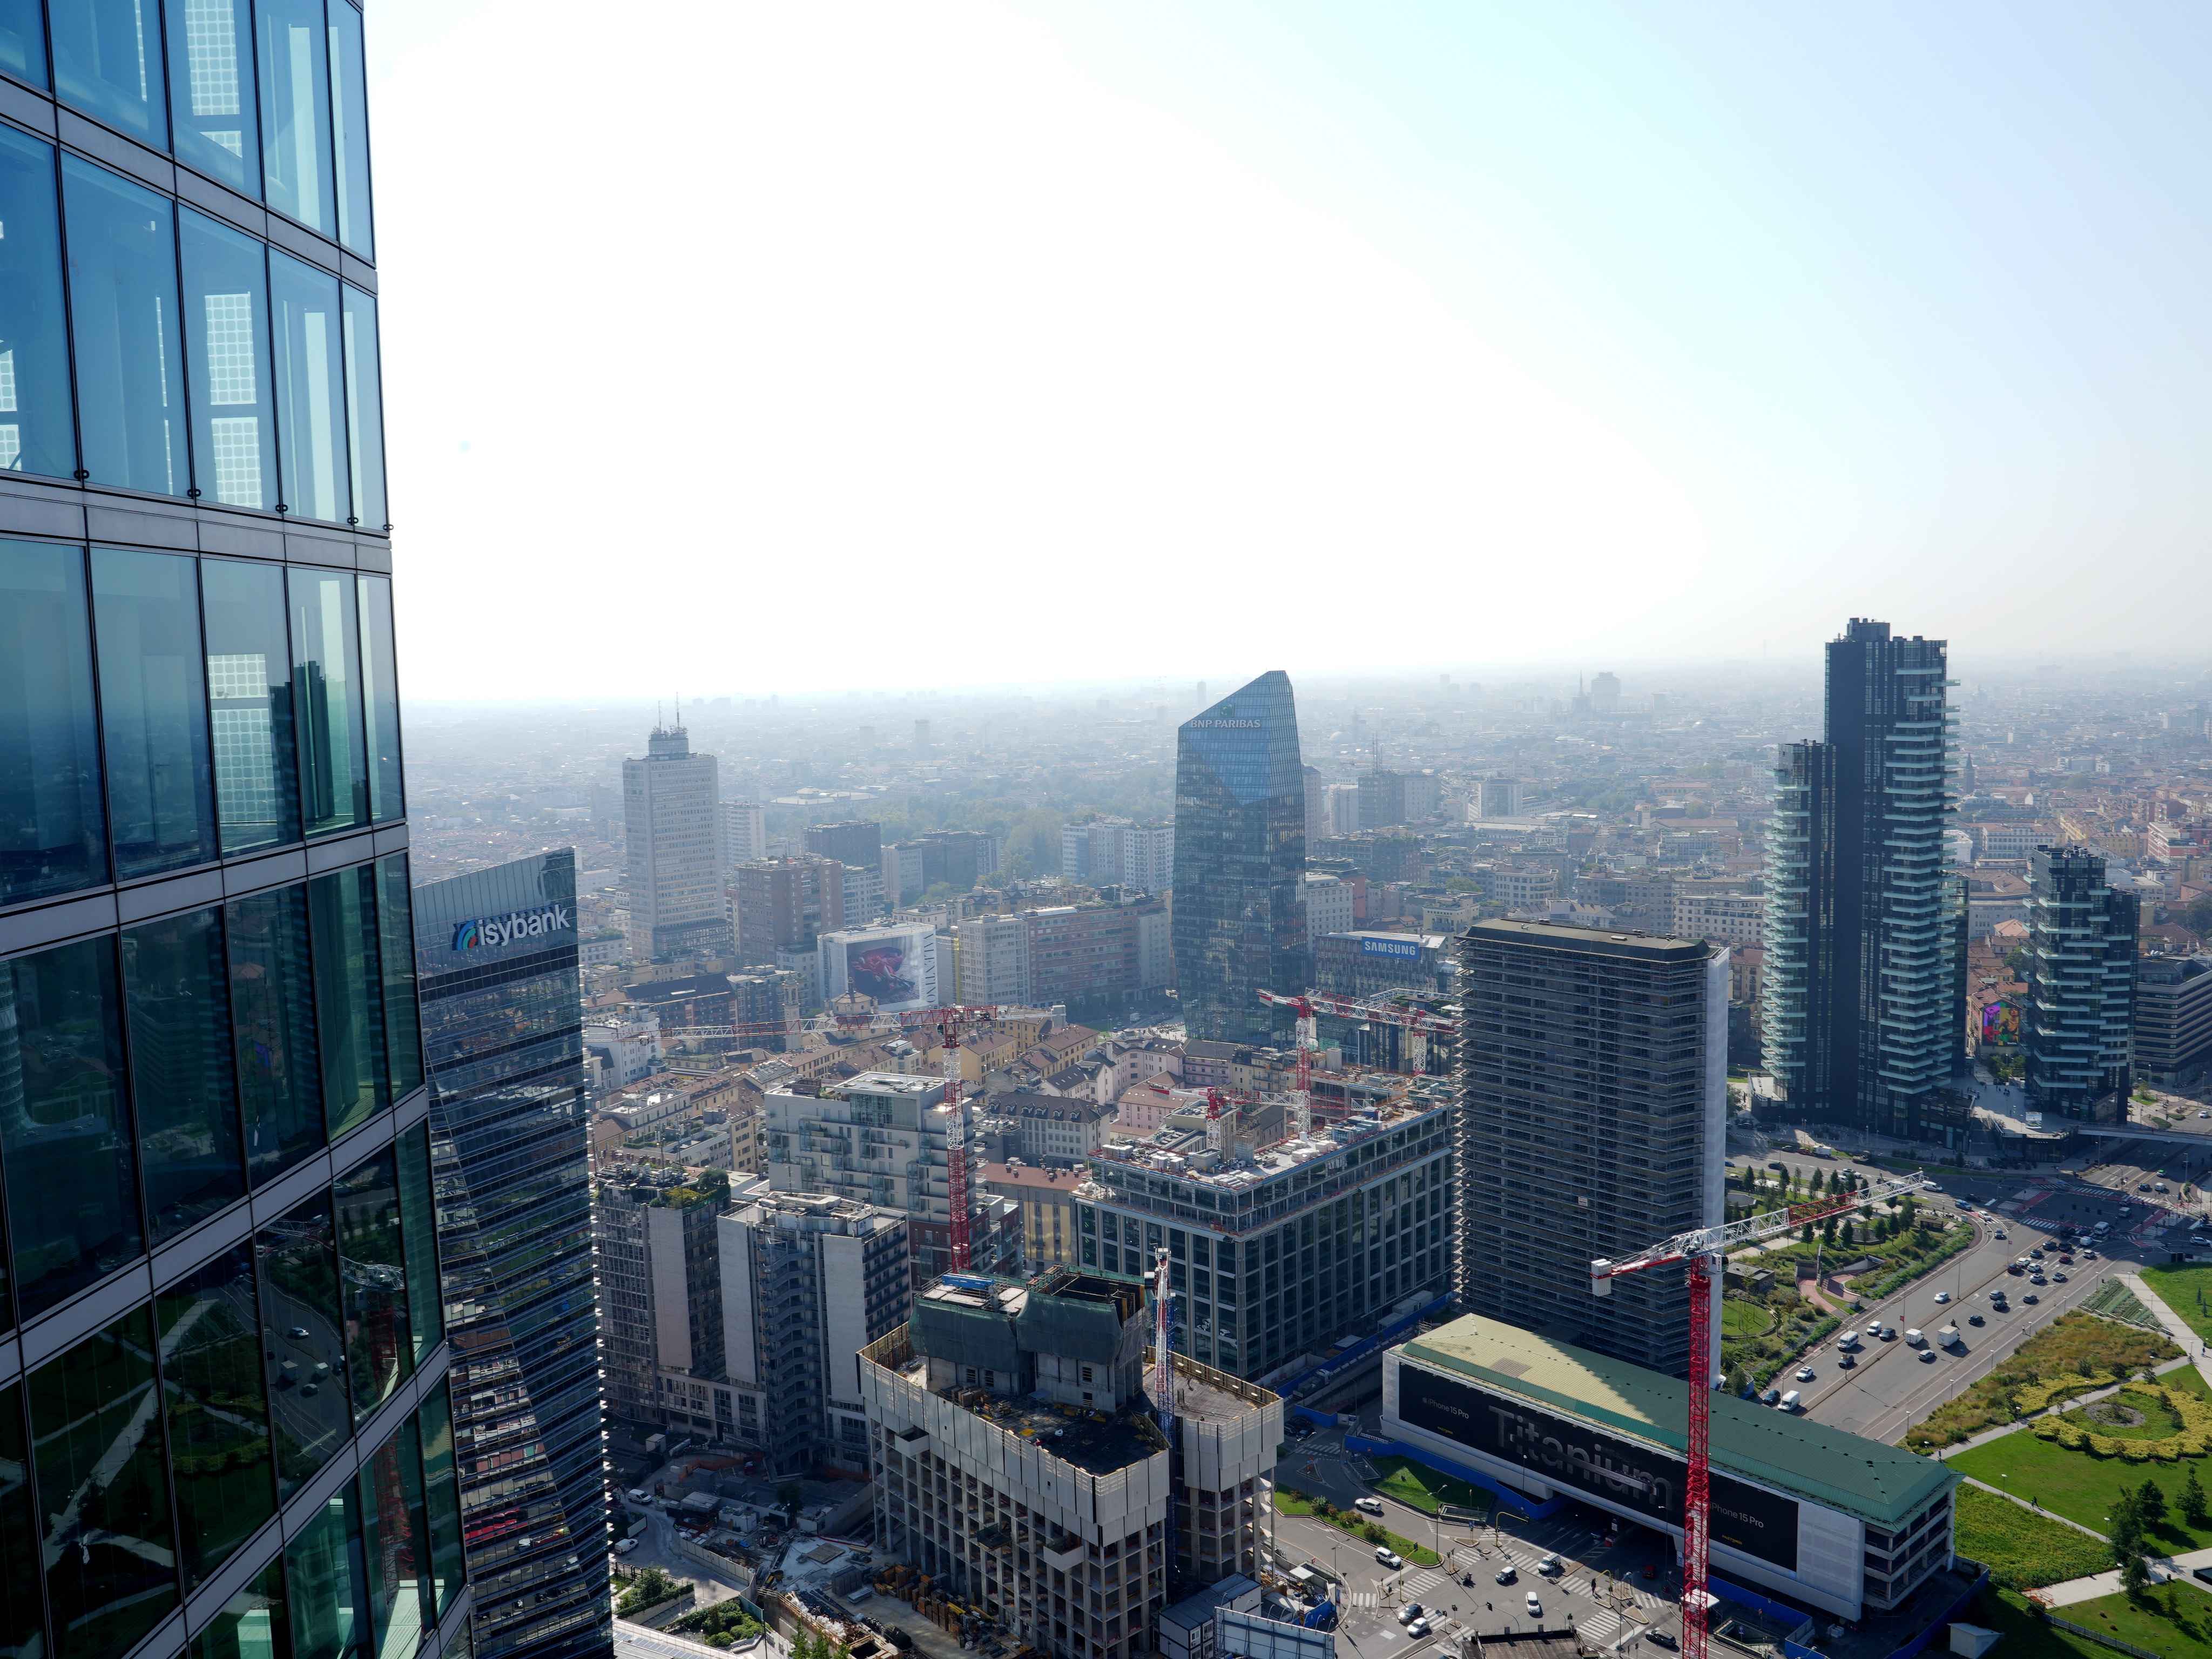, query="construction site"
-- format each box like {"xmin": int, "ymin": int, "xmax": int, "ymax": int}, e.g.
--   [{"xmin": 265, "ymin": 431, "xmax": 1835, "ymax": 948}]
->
[{"xmin": 860, "ymin": 1267, "xmax": 1285, "ymax": 1659}]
